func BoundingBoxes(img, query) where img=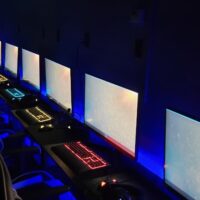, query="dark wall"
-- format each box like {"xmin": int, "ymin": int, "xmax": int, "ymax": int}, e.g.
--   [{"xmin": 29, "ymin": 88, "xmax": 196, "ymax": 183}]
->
[
  {"xmin": 4, "ymin": 0, "xmax": 199, "ymax": 182},
  {"xmin": 0, "ymin": 0, "xmax": 147, "ymax": 119},
  {"xmin": 138, "ymin": 0, "xmax": 200, "ymax": 178}
]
